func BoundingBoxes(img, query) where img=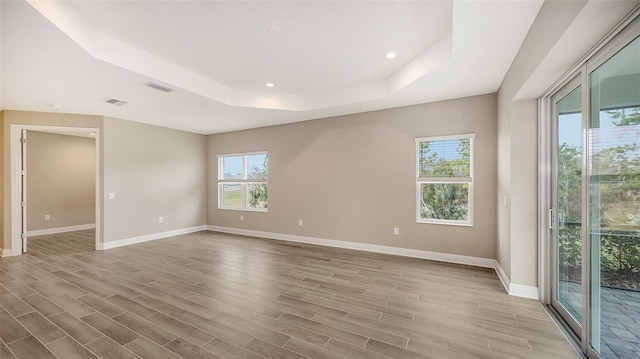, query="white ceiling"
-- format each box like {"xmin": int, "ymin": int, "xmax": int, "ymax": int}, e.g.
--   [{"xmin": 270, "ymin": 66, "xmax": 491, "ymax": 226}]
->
[{"xmin": 0, "ymin": 0, "xmax": 543, "ymax": 134}]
